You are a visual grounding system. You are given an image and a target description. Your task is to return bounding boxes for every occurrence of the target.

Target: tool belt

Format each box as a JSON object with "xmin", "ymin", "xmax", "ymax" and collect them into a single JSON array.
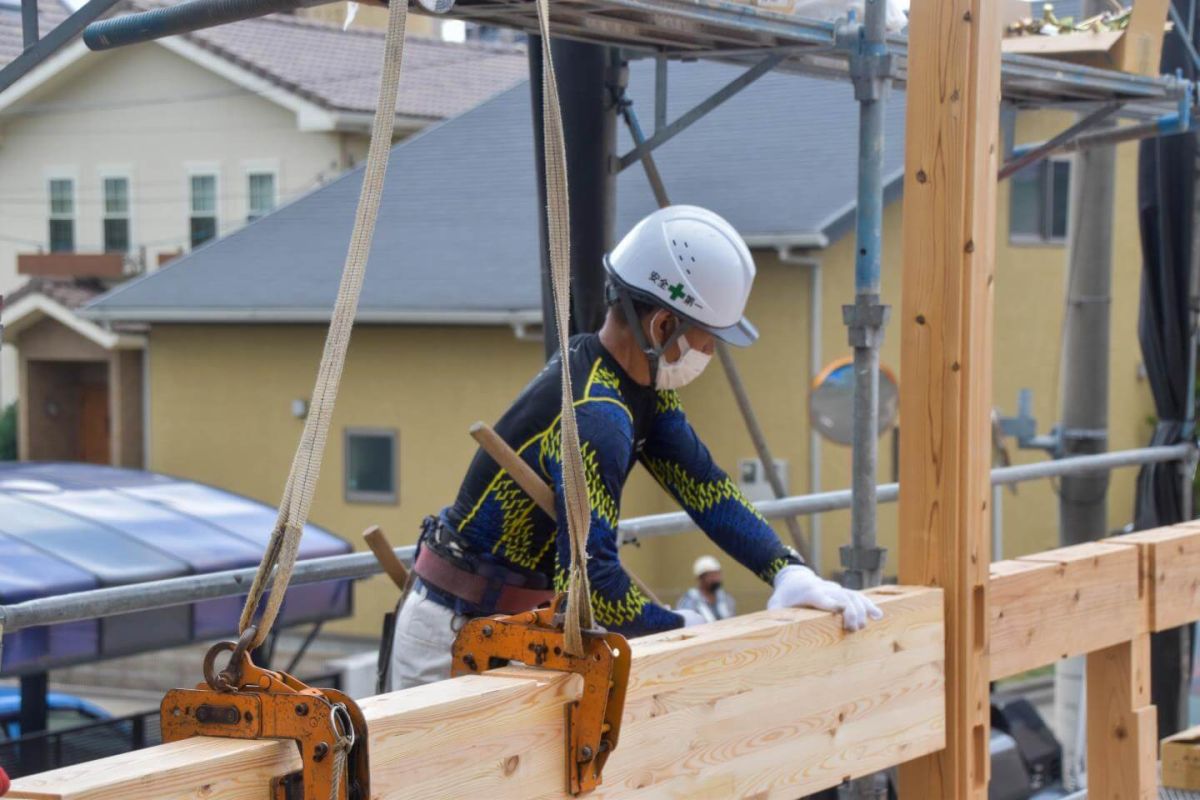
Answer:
[{"xmin": 414, "ymin": 515, "xmax": 554, "ymax": 616}]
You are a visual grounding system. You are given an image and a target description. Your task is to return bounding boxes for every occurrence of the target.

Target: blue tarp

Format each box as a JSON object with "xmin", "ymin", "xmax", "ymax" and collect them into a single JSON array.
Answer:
[{"xmin": 0, "ymin": 463, "xmax": 353, "ymax": 675}]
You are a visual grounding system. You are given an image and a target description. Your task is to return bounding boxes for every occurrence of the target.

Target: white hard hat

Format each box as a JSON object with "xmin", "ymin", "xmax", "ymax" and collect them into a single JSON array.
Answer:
[
  {"xmin": 693, "ymin": 555, "xmax": 722, "ymax": 577},
  {"xmin": 605, "ymin": 205, "xmax": 759, "ymax": 347}
]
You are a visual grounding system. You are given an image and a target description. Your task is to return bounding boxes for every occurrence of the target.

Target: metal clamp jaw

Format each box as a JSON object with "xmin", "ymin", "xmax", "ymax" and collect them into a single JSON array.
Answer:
[
  {"xmin": 450, "ymin": 595, "xmax": 631, "ymax": 796},
  {"xmin": 160, "ymin": 627, "xmax": 370, "ymax": 800}
]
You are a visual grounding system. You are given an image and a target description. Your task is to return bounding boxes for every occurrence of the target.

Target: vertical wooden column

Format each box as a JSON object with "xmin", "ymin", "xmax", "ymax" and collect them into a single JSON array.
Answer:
[
  {"xmin": 1087, "ymin": 633, "xmax": 1157, "ymax": 799},
  {"xmin": 896, "ymin": 0, "xmax": 1002, "ymax": 793}
]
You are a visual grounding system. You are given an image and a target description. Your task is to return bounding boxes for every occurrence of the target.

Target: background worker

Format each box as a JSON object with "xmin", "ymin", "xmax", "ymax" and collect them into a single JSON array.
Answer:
[
  {"xmin": 677, "ymin": 555, "xmax": 736, "ymax": 622},
  {"xmin": 385, "ymin": 205, "xmax": 882, "ymax": 691}
]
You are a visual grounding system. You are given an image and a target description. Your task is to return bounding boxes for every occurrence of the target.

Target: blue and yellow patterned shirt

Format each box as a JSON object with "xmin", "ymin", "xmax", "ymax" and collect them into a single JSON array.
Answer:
[{"xmin": 444, "ymin": 333, "xmax": 798, "ymax": 635}]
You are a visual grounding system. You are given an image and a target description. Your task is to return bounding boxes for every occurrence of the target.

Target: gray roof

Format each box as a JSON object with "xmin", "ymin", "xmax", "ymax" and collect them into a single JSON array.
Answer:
[
  {"xmin": 1, "ymin": 0, "xmax": 527, "ymax": 121},
  {"xmin": 184, "ymin": 13, "xmax": 528, "ymax": 119},
  {"xmin": 87, "ymin": 58, "xmax": 908, "ymax": 323},
  {"xmin": 0, "ymin": 0, "xmax": 68, "ymax": 66}
]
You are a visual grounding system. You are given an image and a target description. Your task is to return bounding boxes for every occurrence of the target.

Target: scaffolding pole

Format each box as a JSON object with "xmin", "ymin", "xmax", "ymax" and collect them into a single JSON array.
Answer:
[
  {"xmin": 840, "ymin": 0, "xmax": 891, "ymax": 599},
  {"xmin": 840, "ymin": 1, "xmax": 892, "ymax": 791},
  {"xmin": 616, "ymin": 97, "xmax": 811, "ymax": 562}
]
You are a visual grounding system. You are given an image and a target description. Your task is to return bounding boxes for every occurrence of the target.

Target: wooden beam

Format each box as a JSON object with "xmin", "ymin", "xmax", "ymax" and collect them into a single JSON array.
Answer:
[
  {"xmin": 988, "ymin": 542, "xmax": 1143, "ymax": 680},
  {"xmin": 6, "ymin": 736, "xmax": 301, "ymax": 800},
  {"xmin": 9, "ymin": 587, "xmax": 945, "ymax": 800},
  {"xmin": 1087, "ymin": 633, "xmax": 1157, "ymax": 799},
  {"xmin": 1111, "ymin": 525, "xmax": 1200, "ymax": 632},
  {"xmin": 896, "ymin": 0, "xmax": 1002, "ymax": 793}
]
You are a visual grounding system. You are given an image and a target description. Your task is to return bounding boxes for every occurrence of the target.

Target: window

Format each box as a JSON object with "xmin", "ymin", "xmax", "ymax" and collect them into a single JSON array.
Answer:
[
  {"xmin": 1010, "ymin": 158, "xmax": 1072, "ymax": 244},
  {"xmin": 48, "ymin": 178, "xmax": 75, "ymax": 252},
  {"xmin": 103, "ymin": 176, "xmax": 130, "ymax": 253},
  {"xmin": 345, "ymin": 429, "xmax": 397, "ymax": 503},
  {"xmin": 246, "ymin": 172, "xmax": 276, "ymax": 222},
  {"xmin": 189, "ymin": 174, "xmax": 218, "ymax": 248}
]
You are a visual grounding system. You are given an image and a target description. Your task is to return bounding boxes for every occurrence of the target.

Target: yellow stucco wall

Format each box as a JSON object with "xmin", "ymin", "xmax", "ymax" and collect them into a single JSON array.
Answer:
[
  {"xmin": 147, "ymin": 324, "xmax": 668, "ymax": 637},
  {"xmin": 146, "ymin": 111, "xmax": 1158, "ymax": 638}
]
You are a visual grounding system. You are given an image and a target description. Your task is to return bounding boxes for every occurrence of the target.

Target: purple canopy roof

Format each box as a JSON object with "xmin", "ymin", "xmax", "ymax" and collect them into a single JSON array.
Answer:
[{"xmin": 0, "ymin": 463, "xmax": 352, "ymax": 675}]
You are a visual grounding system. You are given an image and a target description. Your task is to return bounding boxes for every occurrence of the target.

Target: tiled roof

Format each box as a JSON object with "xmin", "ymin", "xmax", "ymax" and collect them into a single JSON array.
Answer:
[
  {"xmin": 7, "ymin": 276, "xmax": 109, "ymax": 309},
  {"xmin": 0, "ymin": 0, "xmax": 528, "ymax": 120},
  {"xmin": 88, "ymin": 58, "xmax": 910, "ymax": 321},
  {"xmin": 0, "ymin": 0, "xmax": 69, "ymax": 67},
  {"xmin": 185, "ymin": 12, "xmax": 529, "ymax": 118}
]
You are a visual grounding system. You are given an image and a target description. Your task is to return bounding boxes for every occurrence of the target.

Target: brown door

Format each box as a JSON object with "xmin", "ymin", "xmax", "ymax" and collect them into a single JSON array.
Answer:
[{"xmin": 78, "ymin": 384, "xmax": 111, "ymax": 464}]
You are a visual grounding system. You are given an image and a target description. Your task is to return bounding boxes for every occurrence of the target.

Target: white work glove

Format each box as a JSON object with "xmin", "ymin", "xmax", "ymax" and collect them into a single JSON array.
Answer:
[
  {"xmin": 767, "ymin": 565, "xmax": 884, "ymax": 632},
  {"xmin": 674, "ymin": 608, "xmax": 708, "ymax": 627}
]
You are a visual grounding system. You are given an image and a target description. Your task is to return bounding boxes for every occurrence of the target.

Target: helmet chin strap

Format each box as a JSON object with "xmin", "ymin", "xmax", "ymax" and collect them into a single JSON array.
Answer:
[{"xmin": 615, "ymin": 286, "xmax": 690, "ymax": 389}]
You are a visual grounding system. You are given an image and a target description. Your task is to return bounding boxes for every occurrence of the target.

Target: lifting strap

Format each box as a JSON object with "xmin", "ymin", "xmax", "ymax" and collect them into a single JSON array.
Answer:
[
  {"xmin": 236, "ymin": 0, "xmax": 407, "ymax": 652},
  {"xmin": 229, "ymin": 0, "xmax": 593, "ymax": 658},
  {"xmin": 533, "ymin": 0, "xmax": 596, "ymax": 658}
]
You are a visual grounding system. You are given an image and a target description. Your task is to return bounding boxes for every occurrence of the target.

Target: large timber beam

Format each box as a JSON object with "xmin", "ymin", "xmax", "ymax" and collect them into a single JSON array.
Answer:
[
  {"xmin": 896, "ymin": 0, "xmax": 1003, "ymax": 793},
  {"xmin": 13, "ymin": 523, "xmax": 1200, "ymax": 798},
  {"xmin": 9, "ymin": 586, "xmax": 945, "ymax": 800},
  {"xmin": 989, "ymin": 541, "xmax": 1142, "ymax": 680}
]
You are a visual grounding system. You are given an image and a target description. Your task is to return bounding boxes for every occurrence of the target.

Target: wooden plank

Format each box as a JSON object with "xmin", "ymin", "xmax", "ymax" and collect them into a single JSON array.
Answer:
[
  {"xmin": 6, "ymin": 737, "xmax": 300, "ymax": 800},
  {"xmin": 1111, "ymin": 525, "xmax": 1200, "ymax": 632},
  {"xmin": 988, "ymin": 542, "xmax": 1142, "ymax": 680},
  {"xmin": 362, "ymin": 670, "xmax": 584, "ymax": 798},
  {"xmin": 1086, "ymin": 633, "xmax": 1157, "ymax": 799},
  {"xmin": 1112, "ymin": 0, "xmax": 1170, "ymax": 75},
  {"xmin": 10, "ymin": 587, "xmax": 945, "ymax": 800},
  {"xmin": 896, "ymin": 0, "xmax": 1002, "ymax": 792},
  {"xmin": 593, "ymin": 585, "xmax": 944, "ymax": 798}
]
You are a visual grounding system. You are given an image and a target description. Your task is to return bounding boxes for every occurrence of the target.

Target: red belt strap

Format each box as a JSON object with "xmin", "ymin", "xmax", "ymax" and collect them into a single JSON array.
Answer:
[{"xmin": 414, "ymin": 547, "xmax": 554, "ymax": 615}]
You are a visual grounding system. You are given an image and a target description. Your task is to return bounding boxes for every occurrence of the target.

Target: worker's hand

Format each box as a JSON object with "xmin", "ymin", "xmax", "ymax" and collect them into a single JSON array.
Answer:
[
  {"xmin": 767, "ymin": 565, "xmax": 883, "ymax": 632},
  {"xmin": 674, "ymin": 608, "xmax": 709, "ymax": 627}
]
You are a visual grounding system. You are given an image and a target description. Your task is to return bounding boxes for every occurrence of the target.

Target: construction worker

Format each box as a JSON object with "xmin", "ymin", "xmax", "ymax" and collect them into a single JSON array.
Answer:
[
  {"xmin": 677, "ymin": 555, "xmax": 736, "ymax": 622},
  {"xmin": 386, "ymin": 205, "xmax": 882, "ymax": 691}
]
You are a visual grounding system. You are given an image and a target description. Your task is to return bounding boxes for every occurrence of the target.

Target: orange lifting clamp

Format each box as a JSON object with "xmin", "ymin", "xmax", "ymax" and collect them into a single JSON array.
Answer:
[
  {"xmin": 160, "ymin": 626, "xmax": 370, "ymax": 800},
  {"xmin": 450, "ymin": 594, "xmax": 631, "ymax": 795}
]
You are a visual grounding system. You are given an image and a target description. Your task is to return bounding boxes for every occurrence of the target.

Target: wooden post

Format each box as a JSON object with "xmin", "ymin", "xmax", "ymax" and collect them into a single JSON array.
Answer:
[
  {"xmin": 896, "ymin": 0, "xmax": 1002, "ymax": 791},
  {"xmin": 1086, "ymin": 633, "xmax": 1157, "ymax": 799}
]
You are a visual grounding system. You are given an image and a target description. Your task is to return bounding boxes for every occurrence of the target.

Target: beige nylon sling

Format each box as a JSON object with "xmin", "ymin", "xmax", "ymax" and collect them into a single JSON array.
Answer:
[
  {"xmin": 236, "ymin": 0, "xmax": 408, "ymax": 650},
  {"xmin": 237, "ymin": 0, "xmax": 597, "ymax": 659},
  {"xmin": 533, "ymin": 0, "xmax": 596, "ymax": 656}
]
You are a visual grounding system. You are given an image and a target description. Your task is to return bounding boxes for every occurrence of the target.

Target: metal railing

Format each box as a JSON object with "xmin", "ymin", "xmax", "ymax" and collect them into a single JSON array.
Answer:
[
  {"xmin": 0, "ymin": 706, "xmax": 162, "ymax": 778},
  {"xmin": 0, "ymin": 443, "xmax": 1191, "ymax": 640}
]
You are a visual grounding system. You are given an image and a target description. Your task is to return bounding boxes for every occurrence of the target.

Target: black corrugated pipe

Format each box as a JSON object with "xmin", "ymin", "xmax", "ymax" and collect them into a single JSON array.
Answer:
[
  {"xmin": 84, "ymin": 0, "xmax": 335, "ymax": 50},
  {"xmin": 528, "ymin": 35, "xmax": 621, "ymax": 359}
]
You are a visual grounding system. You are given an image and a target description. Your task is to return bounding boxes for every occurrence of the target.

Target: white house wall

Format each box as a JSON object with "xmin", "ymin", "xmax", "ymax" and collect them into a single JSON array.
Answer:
[{"xmin": 0, "ymin": 42, "xmax": 360, "ymax": 404}]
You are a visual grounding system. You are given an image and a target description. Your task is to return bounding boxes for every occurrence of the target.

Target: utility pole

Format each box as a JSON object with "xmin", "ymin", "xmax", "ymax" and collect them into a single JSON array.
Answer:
[
  {"xmin": 1053, "ymin": 0, "xmax": 1116, "ymax": 781},
  {"xmin": 529, "ymin": 37, "xmax": 620, "ymax": 358},
  {"xmin": 840, "ymin": 0, "xmax": 890, "ymax": 794}
]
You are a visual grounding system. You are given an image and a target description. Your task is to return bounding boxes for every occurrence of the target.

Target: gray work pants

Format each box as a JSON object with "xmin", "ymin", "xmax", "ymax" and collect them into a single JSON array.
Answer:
[{"xmin": 385, "ymin": 581, "xmax": 463, "ymax": 692}]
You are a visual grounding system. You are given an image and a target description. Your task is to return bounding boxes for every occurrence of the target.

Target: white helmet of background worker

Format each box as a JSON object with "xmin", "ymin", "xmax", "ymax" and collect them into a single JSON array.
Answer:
[{"xmin": 692, "ymin": 555, "xmax": 722, "ymax": 578}]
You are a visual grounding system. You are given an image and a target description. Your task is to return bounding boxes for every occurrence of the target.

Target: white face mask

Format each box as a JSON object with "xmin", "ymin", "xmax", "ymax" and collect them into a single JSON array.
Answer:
[{"xmin": 652, "ymin": 316, "xmax": 712, "ymax": 390}]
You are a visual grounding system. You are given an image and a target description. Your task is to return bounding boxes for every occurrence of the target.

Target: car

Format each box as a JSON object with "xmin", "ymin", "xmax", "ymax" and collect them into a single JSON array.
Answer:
[{"xmin": 0, "ymin": 687, "xmax": 112, "ymax": 740}]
